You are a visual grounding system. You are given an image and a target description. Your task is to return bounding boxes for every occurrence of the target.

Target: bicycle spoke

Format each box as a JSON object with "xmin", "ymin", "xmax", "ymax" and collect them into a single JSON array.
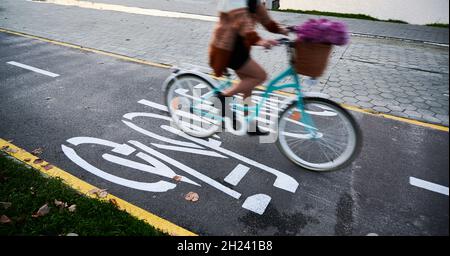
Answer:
[
  {"xmin": 166, "ymin": 75, "xmax": 221, "ymax": 137},
  {"xmin": 317, "ymin": 139, "xmax": 343, "ymax": 160},
  {"xmin": 317, "ymin": 141, "xmax": 333, "ymax": 163},
  {"xmin": 278, "ymin": 99, "xmax": 358, "ymax": 171}
]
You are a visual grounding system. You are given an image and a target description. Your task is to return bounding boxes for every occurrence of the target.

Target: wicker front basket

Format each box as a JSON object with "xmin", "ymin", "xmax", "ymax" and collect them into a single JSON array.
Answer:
[{"xmin": 294, "ymin": 41, "xmax": 333, "ymax": 78}]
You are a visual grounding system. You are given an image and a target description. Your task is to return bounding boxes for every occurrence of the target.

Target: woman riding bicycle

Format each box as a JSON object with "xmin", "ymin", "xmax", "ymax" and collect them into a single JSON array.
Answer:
[{"xmin": 209, "ymin": 0, "xmax": 288, "ymax": 135}]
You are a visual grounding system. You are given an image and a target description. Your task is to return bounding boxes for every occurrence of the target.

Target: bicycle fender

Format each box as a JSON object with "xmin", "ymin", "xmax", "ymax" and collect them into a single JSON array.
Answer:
[{"xmin": 162, "ymin": 69, "xmax": 219, "ymax": 92}]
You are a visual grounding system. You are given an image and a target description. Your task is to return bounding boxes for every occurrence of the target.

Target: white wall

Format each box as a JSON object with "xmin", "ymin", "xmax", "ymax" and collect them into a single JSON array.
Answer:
[{"xmin": 280, "ymin": 0, "xmax": 449, "ymax": 25}]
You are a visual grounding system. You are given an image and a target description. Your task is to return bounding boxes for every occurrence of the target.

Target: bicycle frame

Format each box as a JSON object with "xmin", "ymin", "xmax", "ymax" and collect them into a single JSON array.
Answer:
[{"xmin": 205, "ymin": 65, "xmax": 318, "ymax": 136}]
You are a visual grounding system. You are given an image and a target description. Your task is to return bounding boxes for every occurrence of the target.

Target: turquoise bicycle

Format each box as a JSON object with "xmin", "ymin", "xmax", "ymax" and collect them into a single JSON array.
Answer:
[{"xmin": 163, "ymin": 38, "xmax": 361, "ymax": 171}]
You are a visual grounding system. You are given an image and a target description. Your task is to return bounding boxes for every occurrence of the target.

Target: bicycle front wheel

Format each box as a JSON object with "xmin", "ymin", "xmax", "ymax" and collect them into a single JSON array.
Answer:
[
  {"xmin": 277, "ymin": 98, "xmax": 361, "ymax": 171},
  {"xmin": 165, "ymin": 74, "xmax": 222, "ymax": 138}
]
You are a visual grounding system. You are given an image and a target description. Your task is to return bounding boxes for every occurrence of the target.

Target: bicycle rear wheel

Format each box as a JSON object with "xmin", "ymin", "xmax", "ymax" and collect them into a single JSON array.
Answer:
[
  {"xmin": 277, "ymin": 97, "xmax": 361, "ymax": 171},
  {"xmin": 165, "ymin": 74, "xmax": 222, "ymax": 138}
]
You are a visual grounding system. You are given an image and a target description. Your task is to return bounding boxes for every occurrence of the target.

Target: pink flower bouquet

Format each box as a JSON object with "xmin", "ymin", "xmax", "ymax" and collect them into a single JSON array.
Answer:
[{"xmin": 295, "ymin": 19, "xmax": 349, "ymax": 46}]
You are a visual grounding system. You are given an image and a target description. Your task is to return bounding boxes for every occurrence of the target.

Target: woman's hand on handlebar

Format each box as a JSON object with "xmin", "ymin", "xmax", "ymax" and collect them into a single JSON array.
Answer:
[
  {"xmin": 279, "ymin": 26, "xmax": 290, "ymax": 36},
  {"xmin": 256, "ymin": 39, "xmax": 279, "ymax": 49}
]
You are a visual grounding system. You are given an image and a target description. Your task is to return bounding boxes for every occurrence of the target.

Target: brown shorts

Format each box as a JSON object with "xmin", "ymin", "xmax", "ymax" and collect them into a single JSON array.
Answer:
[{"xmin": 228, "ymin": 35, "xmax": 250, "ymax": 70}]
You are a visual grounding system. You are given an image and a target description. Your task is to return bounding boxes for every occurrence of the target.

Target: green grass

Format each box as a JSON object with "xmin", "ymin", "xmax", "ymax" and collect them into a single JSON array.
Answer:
[
  {"xmin": 426, "ymin": 23, "xmax": 449, "ymax": 28},
  {"xmin": 275, "ymin": 9, "xmax": 409, "ymax": 24},
  {"xmin": 0, "ymin": 154, "xmax": 167, "ymax": 236}
]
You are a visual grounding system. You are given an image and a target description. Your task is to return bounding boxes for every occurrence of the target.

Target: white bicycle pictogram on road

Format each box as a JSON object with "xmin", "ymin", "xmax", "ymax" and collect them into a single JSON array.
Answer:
[{"xmin": 62, "ymin": 98, "xmax": 299, "ymax": 215}]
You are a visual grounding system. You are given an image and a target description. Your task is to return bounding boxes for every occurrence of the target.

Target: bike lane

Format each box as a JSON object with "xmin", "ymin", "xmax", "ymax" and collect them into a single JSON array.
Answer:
[{"xmin": 0, "ymin": 31, "xmax": 448, "ymax": 235}]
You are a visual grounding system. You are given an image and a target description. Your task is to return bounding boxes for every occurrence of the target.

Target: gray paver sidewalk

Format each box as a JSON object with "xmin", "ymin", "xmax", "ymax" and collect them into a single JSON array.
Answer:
[
  {"xmin": 0, "ymin": 0, "xmax": 448, "ymax": 126},
  {"xmin": 92, "ymin": 0, "xmax": 449, "ymax": 44}
]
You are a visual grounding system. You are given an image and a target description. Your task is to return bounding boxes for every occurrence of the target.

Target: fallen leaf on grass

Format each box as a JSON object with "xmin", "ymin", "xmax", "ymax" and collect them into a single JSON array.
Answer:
[
  {"xmin": 0, "ymin": 202, "xmax": 12, "ymax": 209},
  {"xmin": 54, "ymin": 199, "xmax": 67, "ymax": 208},
  {"xmin": 68, "ymin": 204, "xmax": 76, "ymax": 212},
  {"xmin": 172, "ymin": 175, "xmax": 182, "ymax": 182},
  {"xmin": 32, "ymin": 203, "xmax": 50, "ymax": 218},
  {"xmin": 109, "ymin": 199, "xmax": 118, "ymax": 207},
  {"xmin": 98, "ymin": 190, "xmax": 108, "ymax": 198},
  {"xmin": 33, "ymin": 159, "xmax": 44, "ymax": 165},
  {"xmin": 0, "ymin": 215, "xmax": 11, "ymax": 224},
  {"xmin": 88, "ymin": 188, "xmax": 108, "ymax": 198},
  {"xmin": 184, "ymin": 192, "xmax": 199, "ymax": 202},
  {"xmin": 31, "ymin": 148, "xmax": 44, "ymax": 155}
]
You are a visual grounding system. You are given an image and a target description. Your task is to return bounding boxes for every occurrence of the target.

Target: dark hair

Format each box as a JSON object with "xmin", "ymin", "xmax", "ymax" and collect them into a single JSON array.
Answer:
[{"xmin": 247, "ymin": 0, "xmax": 258, "ymax": 13}]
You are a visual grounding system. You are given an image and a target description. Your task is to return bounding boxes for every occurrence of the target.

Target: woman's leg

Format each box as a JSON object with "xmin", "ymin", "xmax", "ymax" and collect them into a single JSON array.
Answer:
[
  {"xmin": 222, "ymin": 59, "xmax": 267, "ymax": 97},
  {"xmin": 223, "ymin": 60, "xmax": 269, "ymax": 135}
]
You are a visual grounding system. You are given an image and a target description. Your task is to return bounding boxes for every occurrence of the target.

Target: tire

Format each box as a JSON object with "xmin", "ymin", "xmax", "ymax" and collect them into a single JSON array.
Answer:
[
  {"xmin": 164, "ymin": 74, "xmax": 222, "ymax": 138},
  {"xmin": 276, "ymin": 97, "xmax": 362, "ymax": 171}
]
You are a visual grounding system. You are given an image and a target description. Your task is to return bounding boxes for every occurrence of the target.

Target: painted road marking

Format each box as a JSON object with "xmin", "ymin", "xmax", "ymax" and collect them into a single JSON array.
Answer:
[
  {"xmin": 103, "ymin": 152, "xmax": 200, "ymax": 186},
  {"xmin": 161, "ymin": 124, "xmax": 299, "ymax": 193},
  {"xmin": 62, "ymin": 144, "xmax": 177, "ymax": 192},
  {"xmin": 409, "ymin": 177, "xmax": 449, "ymax": 196},
  {"xmin": 151, "ymin": 143, "xmax": 227, "ymax": 158},
  {"xmin": 242, "ymin": 194, "xmax": 272, "ymax": 215},
  {"xmin": 34, "ymin": 0, "xmax": 218, "ymax": 22},
  {"xmin": 137, "ymin": 99, "xmax": 222, "ymax": 140},
  {"xmin": 129, "ymin": 140, "xmax": 242, "ymax": 199},
  {"xmin": 63, "ymin": 95, "xmax": 293, "ymax": 215},
  {"xmin": 94, "ymin": 98, "xmax": 296, "ymax": 214},
  {"xmin": 122, "ymin": 119, "xmax": 204, "ymax": 149},
  {"xmin": 224, "ymin": 164, "xmax": 250, "ymax": 186},
  {"xmin": 138, "ymin": 99, "xmax": 169, "ymax": 112},
  {"xmin": 0, "ymin": 28, "xmax": 448, "ymax": 132},
  {"xmin": 0, "ymin": 138, "xmax": 196, "ymax": 236},
  {"xmin": 6, "ymin": 61, "xmax": 60, "ymax": 77}
]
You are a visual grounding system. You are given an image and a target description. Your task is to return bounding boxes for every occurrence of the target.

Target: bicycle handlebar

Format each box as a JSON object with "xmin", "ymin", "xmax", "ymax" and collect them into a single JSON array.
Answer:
[
  {"xmin": 286, "ymin": 25, "xmax": 297, "ymax": 33},
  {"xmin": 276, "ymin": 38, "xmax": 292, "ymax": 45},
  {"xmin": 274, "ymin": 26, "xmax": 297, "ymax": 46}
]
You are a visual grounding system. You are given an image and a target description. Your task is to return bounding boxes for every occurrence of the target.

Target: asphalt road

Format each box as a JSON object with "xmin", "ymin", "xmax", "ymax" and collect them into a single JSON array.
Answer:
[{"xmin": 0, "ymin": 31, "xmax": 448, "ymax": 235}]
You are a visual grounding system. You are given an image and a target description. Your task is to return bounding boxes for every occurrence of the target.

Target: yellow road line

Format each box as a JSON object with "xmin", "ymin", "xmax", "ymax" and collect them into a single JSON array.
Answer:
[
  {"xmin": 0, "ymin": 27, "xmax": 448, "ymax": 133},
  {"xmin": 255, "ymin": 85, "xmax": 449, "ymax": 132},
  {"xmin": 0, "ymin": 138, "xmax": 197, "ymax": 236},
  {"xmin": 0, "ymin": 28, "xmax": 171, "ymax": 69},
  {"xmin": 341, "ymin": 104, "xmax": 449, "ymax": 132}
]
